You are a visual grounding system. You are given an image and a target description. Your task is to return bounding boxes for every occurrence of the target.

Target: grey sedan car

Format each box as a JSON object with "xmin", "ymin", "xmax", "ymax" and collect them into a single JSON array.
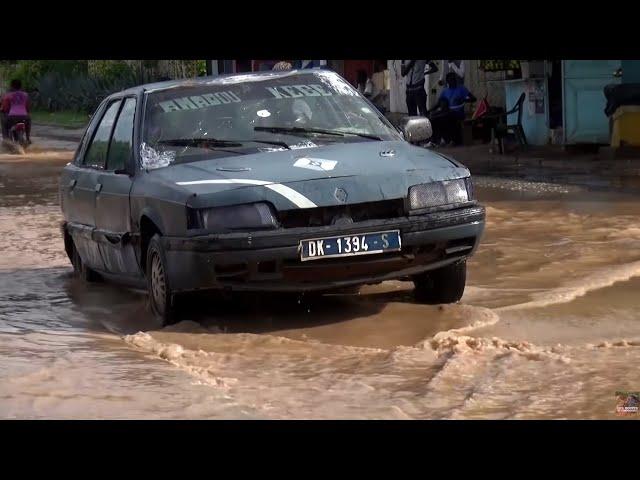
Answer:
[{"xmin": 59, "ymin": 69, "xmax": 485, "ymax": 324}]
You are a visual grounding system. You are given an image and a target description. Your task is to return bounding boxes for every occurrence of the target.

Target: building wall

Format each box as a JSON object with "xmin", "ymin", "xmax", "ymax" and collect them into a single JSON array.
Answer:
[
  {"xmin": 342, "ymin": 60, "xmax": 374, "ymax": 87},
  {"xmin": 464, "ymin": 60, "xmax": 507, "ymax": 109},
  {"xmin": 622, "ymin": 60, "xmax": 640, "ymax": 83},
  {"xmin": 388, "ymin": 60, "xmax": 407, "ymax": 114},
  {"xmin": 328, "ymin": 60, "xmax": 345, "ymax": 77}
]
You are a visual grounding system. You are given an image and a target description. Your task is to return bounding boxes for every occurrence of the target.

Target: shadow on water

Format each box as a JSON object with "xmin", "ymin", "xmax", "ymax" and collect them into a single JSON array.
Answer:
[
  {"xmin": 2, "ymin": 265, "xmax": 428, "ymax": 338},
  {"xmin": 173, "ymin": 287, "xmax": 402, "ymax": 334},
  {"xmin": 0, "ymin": 267, "xmax": 150, "ymax": 336}
]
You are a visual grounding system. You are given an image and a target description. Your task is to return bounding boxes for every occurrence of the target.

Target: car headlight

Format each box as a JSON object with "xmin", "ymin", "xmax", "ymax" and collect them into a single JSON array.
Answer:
[
  {"xmin": 199, "ymin": 203, "xmax": 278, "ymax": 231},
  {"xmin": 408, "ymin": 178, "xmax": 470, "ymax": 210}
]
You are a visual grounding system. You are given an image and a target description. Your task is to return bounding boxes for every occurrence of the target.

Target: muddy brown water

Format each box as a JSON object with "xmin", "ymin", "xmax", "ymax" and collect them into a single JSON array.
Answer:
[{"xmin": 1, "ymin": 150, "xmax": 640, "ymax": 419}]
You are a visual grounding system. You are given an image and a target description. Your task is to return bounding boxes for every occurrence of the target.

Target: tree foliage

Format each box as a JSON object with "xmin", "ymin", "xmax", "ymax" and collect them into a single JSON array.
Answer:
[
  {"xmin": 0, "ymin": 60, "xmax": 88, "ymax": 91},
  {"xmin": 36, "ymin": 69, "xmax": 139, "ymax": 113},
  {"xmin": 87, "ymin": 61, "xmax": 135, "ymax": 82},
  {"xmin": 1, "ymin": 60, "xmax": 208, "ymax": 113}
]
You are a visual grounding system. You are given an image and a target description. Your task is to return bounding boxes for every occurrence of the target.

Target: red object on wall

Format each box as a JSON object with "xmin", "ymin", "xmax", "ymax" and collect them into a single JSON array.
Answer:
[{"xmin": 472, "ymin": 97, "xmax": 490, "ymax": 120}]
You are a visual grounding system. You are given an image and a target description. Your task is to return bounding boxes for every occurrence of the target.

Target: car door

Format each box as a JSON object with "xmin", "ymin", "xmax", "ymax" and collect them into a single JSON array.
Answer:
[
  {"xmin": 60, "ymin": 115, "xmax": 95, "ymax": 225},
  {"xmin": 94, "ymin": 96, "xmax": 140, "ymax": 277},
  {"xmin": 66, "ymin": 99, "xmax": 122, "ymax": 271}
]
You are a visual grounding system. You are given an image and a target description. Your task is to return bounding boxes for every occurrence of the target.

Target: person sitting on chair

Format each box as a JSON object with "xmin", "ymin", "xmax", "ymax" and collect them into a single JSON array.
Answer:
[{"xmin": 427, "ymin": 72, "xmax": 476, "ymax": 145}]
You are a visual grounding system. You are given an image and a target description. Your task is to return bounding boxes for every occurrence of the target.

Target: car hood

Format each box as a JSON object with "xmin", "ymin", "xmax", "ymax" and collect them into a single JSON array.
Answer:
[{"xmin": 149, "ymin": 140, "xmax": 470, "ymax": 210}]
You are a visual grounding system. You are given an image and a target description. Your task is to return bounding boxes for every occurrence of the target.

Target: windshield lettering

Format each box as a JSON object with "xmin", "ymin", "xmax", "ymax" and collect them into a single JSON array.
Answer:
[
  {"xmin": 266, "ymin": 84, "xmax": 333, "ymax": 100},
  {"xmin": 159, "ymin": 91, "xmax": 242, "ymax": 113}
]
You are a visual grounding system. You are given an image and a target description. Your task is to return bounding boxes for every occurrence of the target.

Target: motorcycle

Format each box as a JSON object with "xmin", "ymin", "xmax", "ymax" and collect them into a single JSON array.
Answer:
[{"xmin": 9, "ymin": 121, "xmax": 28, "ymax": 149}]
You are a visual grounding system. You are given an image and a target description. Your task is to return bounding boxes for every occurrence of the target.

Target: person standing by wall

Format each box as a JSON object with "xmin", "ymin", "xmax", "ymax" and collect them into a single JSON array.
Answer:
[{"xmin": 401, "ymin": 60, "xmax": 438, "ymax": 116}]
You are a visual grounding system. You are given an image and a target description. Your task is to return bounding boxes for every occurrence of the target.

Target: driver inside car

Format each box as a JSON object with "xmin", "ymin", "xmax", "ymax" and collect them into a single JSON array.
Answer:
[{"xmin": 292, "ymin": 98, "xmax": 313, "ymax": 125}]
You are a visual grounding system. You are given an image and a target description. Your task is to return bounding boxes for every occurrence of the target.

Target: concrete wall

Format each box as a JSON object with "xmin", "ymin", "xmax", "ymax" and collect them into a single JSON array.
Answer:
[
  {"xmin": 463, "ymin": 60, "xmax": 507, "ymax": 109},
  {"xmin": 388, "ymin": 60, "xmax": 408, "ymax": 114}
]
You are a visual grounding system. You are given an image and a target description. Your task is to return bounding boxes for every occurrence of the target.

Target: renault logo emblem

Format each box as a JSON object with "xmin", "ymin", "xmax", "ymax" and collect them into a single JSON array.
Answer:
[
  {"xmin": 334, "ymin": 187, "xmax": 348, "ymax": 203},
  {"xmin": 332, "ymin": 214, "xmax": 353, "ymax": 226}
]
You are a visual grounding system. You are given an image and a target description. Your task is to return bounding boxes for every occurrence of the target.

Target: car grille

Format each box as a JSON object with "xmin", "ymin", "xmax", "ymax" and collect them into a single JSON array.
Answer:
[{"xmin": 278, "ymin": 199, "xmax": 406, "ymax": 228}]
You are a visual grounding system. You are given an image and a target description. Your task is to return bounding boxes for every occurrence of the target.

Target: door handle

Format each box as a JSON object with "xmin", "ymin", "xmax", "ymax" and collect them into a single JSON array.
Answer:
[
  {"xmin": 95, "ymin": 183, "xmax": 102, "ymax": 193},
  {"xmin": 104, "ymin": 233, "xmax": 121, "ymax": 245},
  {"xmin": 613, "ymin": 68, "xmax": 623, "ymax": 78}
]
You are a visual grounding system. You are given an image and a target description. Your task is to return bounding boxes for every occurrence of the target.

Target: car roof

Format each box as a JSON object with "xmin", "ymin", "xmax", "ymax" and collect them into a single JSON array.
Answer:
[{"xmin": 114, "ymin": 69, "xmax": 336, "ymax": 97}]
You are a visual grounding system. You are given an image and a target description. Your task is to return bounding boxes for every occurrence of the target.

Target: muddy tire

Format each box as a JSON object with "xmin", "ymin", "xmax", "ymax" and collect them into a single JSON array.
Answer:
[
  {"xmin": 71, "ymin": 242, "xmax": 100, "ymax": 282},
  {"xmin": 146, "ymin": 234, "xmax": 179, "ymax": 326},
  {"xmin": 413, "ymin": 260, "xmax": 466, "ymax": 304}
]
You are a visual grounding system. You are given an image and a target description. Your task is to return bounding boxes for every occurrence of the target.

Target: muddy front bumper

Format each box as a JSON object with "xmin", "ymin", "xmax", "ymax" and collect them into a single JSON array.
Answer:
[{"xmin": 161, "ymin": 205, "xmax": 486, "ymax": 293}]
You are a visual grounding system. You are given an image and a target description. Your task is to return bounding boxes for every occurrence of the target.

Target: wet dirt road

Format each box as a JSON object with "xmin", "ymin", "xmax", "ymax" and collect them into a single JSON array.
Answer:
[{"xmin": 1, "ymin": 148, "xmax": 640, "ymax": 419}]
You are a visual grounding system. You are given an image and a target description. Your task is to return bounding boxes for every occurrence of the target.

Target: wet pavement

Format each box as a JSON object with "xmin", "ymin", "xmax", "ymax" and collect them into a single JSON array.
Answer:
[
  {"xmin": 1, "ymin": 142, "xmax": 640, "ymax": 419},
  {"xmin": 439, "ymin": 143, "xmax": 640, "ymax": 194}
]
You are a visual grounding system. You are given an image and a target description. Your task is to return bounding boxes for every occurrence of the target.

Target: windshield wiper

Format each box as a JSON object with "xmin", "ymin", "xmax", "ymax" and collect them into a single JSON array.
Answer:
[
  {"xmin": 253, "ymin": 126, "xmax": 382, "ymax": 141},
  {"xmin": 158, "ymin": 137, "xmax": 291, "ymax": 150}
]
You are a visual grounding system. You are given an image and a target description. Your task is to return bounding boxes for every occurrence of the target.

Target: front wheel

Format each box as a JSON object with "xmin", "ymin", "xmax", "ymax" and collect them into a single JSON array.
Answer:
[
  {"xmin": 146, "ymin": 234, "xmax": 179, "ymax": 326},
  {"xmin": 412, "ymin": 260, "xmax": 466, "ymax": 304}
]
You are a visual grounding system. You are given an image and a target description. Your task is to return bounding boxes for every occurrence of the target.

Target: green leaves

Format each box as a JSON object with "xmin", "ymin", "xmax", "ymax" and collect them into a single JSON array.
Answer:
[
  {"xmin": 0, "ymin": 61, "xmax": 89, "ymax": 91},
  {"xmin": 3, "ymin": 59, "xmax": 209, "ymax": 114},
  {"xmin": 36, "ymin": 69, "xmax": 138, "ymax": 113}
]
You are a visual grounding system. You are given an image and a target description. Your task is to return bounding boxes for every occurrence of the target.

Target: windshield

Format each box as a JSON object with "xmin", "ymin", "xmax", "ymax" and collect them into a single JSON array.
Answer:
[{"xmin": 141, "ymin": 70, "xmax": 401, "ymax": 167}]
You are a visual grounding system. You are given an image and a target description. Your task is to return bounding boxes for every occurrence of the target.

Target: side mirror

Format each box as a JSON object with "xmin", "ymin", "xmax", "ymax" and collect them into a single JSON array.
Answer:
[{"xmin": 402, "ymin": 116, "xmax": 432, "ymax": 144}]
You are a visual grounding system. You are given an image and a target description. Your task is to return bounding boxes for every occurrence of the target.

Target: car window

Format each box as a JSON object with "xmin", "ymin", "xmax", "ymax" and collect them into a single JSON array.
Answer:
[
  {"xmin": 73, "ymin": 104, "xmax": 106, "ymax": 165},
  {"xmin": 106, "ymin": 98, "xmax": 136, "ymax": 171},
  {"xmin": 83, "ymin": 100, "xmax": 121, "ymax": 169}
]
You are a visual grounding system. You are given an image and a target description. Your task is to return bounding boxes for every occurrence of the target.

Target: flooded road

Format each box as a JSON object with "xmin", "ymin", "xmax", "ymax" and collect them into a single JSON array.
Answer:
[{"xmin": 1, "ymin": 148, "xmax": 640, "ymax": 419}]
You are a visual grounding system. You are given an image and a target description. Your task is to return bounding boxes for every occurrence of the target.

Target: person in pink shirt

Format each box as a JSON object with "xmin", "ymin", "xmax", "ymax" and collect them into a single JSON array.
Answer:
[{"xmin": 1, "ymin": 79, "xmax": 32, "ymax": 143}]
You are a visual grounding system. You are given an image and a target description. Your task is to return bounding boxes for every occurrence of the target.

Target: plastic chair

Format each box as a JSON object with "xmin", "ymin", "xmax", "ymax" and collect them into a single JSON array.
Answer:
[
  {"xmin": 472, "ymin": 92, "xmax": 527, "ymax": 153},
  {"xmin": 493, "ymin": 92, "xmax": 527, "ymax": 153}
]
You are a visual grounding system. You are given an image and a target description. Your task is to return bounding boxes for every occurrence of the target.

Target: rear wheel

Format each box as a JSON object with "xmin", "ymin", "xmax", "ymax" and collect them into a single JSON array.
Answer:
[
  {"xmin": 146, "ymin": 234, "xmax": 179, "ymax": 326},
  {"xmin": 70, "ymin": 241, "xmax": 100, "ymax": 282},
  {"xmin": 413, "ymin": 260, "xmax": 466, "ymax": 304},
  {"xmin": 15, "ymin": 130, "xmax": 26, "ymax": 148}
]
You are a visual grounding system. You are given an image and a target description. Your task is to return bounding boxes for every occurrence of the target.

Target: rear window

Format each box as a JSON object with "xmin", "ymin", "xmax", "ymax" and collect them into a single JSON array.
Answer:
[{"xmin": 83, "ymin": 100, "xmax": 121, "ymax": 169}]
